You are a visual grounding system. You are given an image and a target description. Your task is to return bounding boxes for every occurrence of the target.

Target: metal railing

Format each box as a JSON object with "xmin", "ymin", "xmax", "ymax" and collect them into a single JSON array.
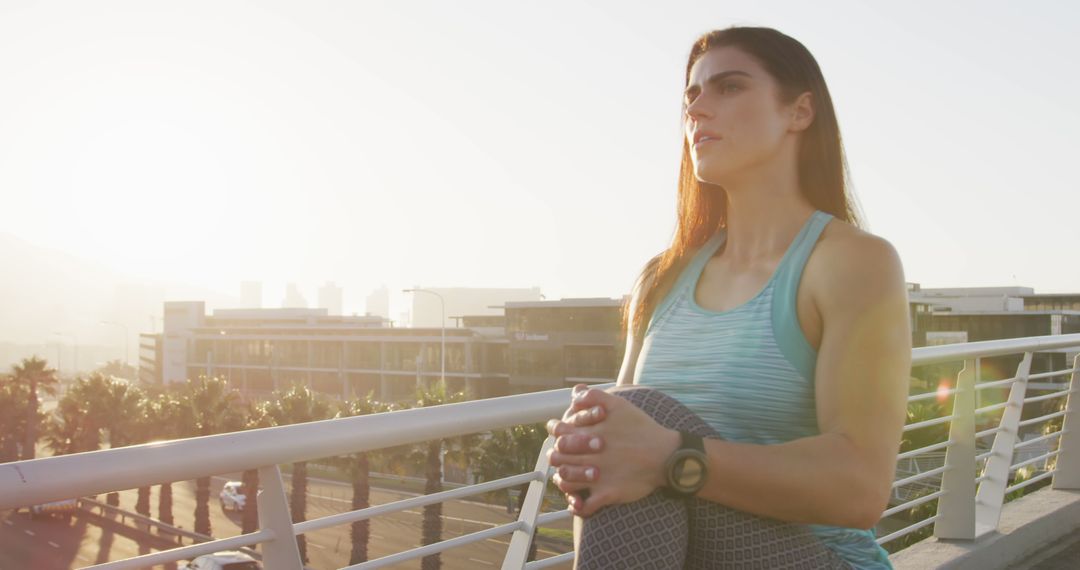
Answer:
[
  {"xmin": 877, "ymin": 333, "xmax": 1080, "ymax": 545},
  {"xmin": 2, "ymin": 333, "xmax": 1080, "ymax": 568}
]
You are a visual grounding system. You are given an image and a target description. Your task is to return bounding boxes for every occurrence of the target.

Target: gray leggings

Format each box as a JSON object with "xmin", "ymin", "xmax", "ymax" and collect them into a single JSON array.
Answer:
[{"xmin": 574, "ymin": 386, "xmax": 853, "ymax": 569}]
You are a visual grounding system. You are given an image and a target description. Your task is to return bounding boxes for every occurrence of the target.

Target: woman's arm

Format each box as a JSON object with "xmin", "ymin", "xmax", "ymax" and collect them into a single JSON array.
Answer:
[
  {"xmin": 615, "ymin": 267, "xmax": 653, "ymax": 386},
  {"xmin": 549, "ymin": 234, "xmax": 911, "ymax": 529}
]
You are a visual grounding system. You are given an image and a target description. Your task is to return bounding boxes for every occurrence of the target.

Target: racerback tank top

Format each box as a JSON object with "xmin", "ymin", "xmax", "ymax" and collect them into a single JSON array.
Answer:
[{"xmin": 634, "ymin": 210, "xmax": 893, "ymax": 569}]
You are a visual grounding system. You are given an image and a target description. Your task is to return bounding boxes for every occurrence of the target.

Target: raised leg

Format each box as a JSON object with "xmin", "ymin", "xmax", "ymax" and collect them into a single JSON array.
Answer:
[{"xmin": 575, "ymin": 387, "xmax": 851, "ymax": 569}]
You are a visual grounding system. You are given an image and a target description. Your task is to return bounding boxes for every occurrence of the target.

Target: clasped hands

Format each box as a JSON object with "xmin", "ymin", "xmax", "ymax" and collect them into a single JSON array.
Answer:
[{"xmin": 545, "ymin": 384, "xmax": 680, "ymax": 517}]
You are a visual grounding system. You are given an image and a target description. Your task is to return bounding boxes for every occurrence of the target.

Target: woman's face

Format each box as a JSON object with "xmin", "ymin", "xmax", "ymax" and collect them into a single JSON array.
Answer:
[{"xmin": 683, "ymin": 46, "xmax": 805, "ymax": 187}]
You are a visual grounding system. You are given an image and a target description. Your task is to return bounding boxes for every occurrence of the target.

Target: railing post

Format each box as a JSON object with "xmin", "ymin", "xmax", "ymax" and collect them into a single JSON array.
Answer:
[
  {"xmin": 934, "ymin": 359, "xmax": 977, "ymax": 539},
  {"xmin": 257, "ymin": 465, "xmax": 303, "ymax": 570},
  {"xmin": 974, "ymin": 352, "xmax": 1033, "ymax": 537},
  {"xmin": 1053, "ymin": 353, "xmax": 1080, "ymax": 489},
  {"xmin": 502, "ymin": 437, "xmax": 556, "ymax": 570}
]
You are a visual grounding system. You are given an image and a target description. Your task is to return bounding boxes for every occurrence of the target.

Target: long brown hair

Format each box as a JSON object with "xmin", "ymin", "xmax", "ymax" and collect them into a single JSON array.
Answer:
[{"xmin": 625, "ymin": 26, "xmax": 865, "ymax": 340}]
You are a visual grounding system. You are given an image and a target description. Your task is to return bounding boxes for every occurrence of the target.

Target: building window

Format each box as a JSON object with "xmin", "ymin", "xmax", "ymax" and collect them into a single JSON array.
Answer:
[{"xmin": 565, "ymin": 345, "xmax": 616, "ymax": 378}]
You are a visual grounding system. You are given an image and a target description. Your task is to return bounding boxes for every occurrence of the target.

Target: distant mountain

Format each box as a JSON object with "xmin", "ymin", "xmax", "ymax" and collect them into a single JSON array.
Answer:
[{"xmin": 0, "ymin": 232, "xmax": 238, "ymax": 363}]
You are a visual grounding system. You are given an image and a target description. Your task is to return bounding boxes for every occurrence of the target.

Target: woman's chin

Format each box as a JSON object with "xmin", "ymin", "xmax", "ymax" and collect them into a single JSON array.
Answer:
[{"xmin": 694, "ymin": 169, "xmax": 729, "ymax": 187}]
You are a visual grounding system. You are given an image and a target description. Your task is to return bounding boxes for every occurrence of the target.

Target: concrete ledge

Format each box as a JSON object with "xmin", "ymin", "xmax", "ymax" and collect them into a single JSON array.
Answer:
[{"xmin": 891, "ymin": 487, "xmax": 1080, "ymax": 569}]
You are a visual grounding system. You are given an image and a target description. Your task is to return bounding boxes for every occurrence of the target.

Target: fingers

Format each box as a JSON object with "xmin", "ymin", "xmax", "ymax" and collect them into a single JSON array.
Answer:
[
  {"xmin": 546, "ymin": 406, "xmax": 605, "ymax": 439},
  {"xmin": 546, "ymin": 447, "xmax": 598, "ymax": 467},
  {"xmin": 568, "ymin": 492, "xmax": 586, "ymax": 515},
  {"xmin": 554, "ymin": 432, "xmax": 604, "ymax": 454},
  {"xmin": 557, "ymin": 464, "xmax": 597, "ymax": 484},
  {"xmin": 569, "ymin": 405, "xmax": 606, "ymax": 426},
  {"xmin": 547, "ymin": 408, "xmax": 606, "ymax": 438},
  {"xmin": 573, "ymin": 386, "xmax": 618, "ymax": 412},
  {"xmin": 561, "ymin": 385, "xmax": 594, "ymax": 420},
  {"xmin": 552, "ymin": 466, "xmax": 595, "ymax": 494}
]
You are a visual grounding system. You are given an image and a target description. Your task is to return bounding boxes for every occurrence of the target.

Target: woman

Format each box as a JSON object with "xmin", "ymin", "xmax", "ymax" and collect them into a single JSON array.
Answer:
[{"xmin": 545, "ymin": 26, "xmax": 911, "ymax": 569}]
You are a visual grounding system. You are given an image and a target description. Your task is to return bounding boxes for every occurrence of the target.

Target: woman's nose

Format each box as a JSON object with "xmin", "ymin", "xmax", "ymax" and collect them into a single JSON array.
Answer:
[{"xmin": 684, "ymin": 96, "xmax": 713, "ymax": 122}]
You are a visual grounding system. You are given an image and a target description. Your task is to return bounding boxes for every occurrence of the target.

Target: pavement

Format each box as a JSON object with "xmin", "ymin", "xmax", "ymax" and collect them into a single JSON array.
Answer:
[{"xmin": 1007, "ymin": 532, "xmax": 1080, "ymax": 570}]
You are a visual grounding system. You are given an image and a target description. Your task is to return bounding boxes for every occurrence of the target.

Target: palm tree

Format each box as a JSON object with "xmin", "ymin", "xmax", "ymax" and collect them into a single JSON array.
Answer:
[
  {"xmin": 239, "ymin": 399, "xmax": 277, "ymax": 535},
  {"xmin": 93, "ymin": 359, "xmax": 137, "ymax": 381},
  {"xmin": 900, "ymin": 400, "xmax": 950, "ymax": 453},
  {"xmin": 410, "ymin": 382, "xmax": 467, "ymax": 570},
  {"xmin": 147, "ymin": 390, "xmax": 188, "ymax": 526},
  {"xmin": 476, "ymin": 422, "xmax": 548, "ymax": 510},
  {"xmin": 42, "ymin": 373, "xmax": 113, "ymax": 457},
  {"xmin": 100, "ymin": 377, "xmax": 144, "ymax": 507},
  {"xmin": 261, "ymin": 382, "xmax": 333, "ymax": 564},
  {"xmin": 10, "ymin": 356, "xmax": 59, "ymax": 460},
  {"xmin": 179, "ymin": 376, "xmax": 246, "ymax": 537},
  {"xmin": 0, "ymin": 375, "xmax": 28, "ymax": 462},
  {"xmin": 329, "ymin": 392, "xmax": 392, "ymax": 564},
  {"xmin": 474, "ymin": 422, "xmax": 548, "ymax": 561},
  {"xmin": 132, "ymin": 396, "xmax": 159, "ymax": 517}
]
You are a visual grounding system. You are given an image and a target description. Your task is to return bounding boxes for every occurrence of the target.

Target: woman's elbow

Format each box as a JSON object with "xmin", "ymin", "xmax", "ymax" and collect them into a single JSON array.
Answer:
[{"xmin": 847, "ymin": 477, "xmax": 892, "ymax": 530}]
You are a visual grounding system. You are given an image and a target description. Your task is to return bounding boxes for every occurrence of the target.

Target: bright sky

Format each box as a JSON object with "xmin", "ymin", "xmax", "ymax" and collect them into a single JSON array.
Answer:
[{"xmin": 2, "ymin": 0, "xmax": 1078, "ymax": 313}]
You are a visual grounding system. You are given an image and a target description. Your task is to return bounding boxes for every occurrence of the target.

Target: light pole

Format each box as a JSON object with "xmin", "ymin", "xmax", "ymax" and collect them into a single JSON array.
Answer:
[
  {"xmin": 50, "ymin": 340, "xmax": 62, "ymax": 378},
  {"xmin": 100, "ymin": 320, "xmax": 129, "ymax": 366},
  {"xmin": 52, "ymin": 332, "xmax": 78, "ymax": 376},
  {"xmin": 403, "ymin": 288, "xmax": 445, "ymax": 388}
]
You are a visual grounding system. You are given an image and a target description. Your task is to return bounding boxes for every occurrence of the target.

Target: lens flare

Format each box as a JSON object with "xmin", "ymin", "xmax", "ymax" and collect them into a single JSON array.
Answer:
[{"xmin": 936, "ymin": 379, "xmax": 953, "ymax": 404}]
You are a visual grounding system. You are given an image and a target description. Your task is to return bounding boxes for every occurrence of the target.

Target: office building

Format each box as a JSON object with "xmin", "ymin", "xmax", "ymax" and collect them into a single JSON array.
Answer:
[{"xmin": 318, "ymin": 281, "xmax": 343, "ymax": 315}]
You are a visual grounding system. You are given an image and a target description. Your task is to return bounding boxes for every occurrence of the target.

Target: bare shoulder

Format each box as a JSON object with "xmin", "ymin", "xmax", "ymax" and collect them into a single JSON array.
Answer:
[{"xmin": 806, "ymin": 219, "xmax": 906, "ymax": 312}]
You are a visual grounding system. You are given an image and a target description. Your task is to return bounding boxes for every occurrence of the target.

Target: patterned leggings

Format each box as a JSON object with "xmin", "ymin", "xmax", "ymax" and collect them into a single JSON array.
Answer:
[{"xmin": 575, "ymin": 386, "xmax": 853, "ymax": 569}]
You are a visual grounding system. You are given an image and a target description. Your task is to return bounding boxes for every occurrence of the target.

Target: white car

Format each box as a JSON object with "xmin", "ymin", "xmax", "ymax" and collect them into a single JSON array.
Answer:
[
  {"xmin": 219, "ymin": 481, "xmax": 247, "ymax": 512},
  {"xmin": 180, "ymin": 550, "xmax": 261, "ymax": 570}
]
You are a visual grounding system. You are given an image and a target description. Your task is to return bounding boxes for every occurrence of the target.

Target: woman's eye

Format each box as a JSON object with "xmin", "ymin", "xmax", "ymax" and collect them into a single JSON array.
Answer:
[{"xmin": 721, "ymin": 83, "xmax": 741, "ymax": 94}]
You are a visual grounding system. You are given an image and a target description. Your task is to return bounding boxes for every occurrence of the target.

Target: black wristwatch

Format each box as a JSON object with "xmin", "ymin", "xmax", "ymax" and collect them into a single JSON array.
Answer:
[{"xmin": 662, "ymin": 431, "xmax": 708, "ymax": 499}]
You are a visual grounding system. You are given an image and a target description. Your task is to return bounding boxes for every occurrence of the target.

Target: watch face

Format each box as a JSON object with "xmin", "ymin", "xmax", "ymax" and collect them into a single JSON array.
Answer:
[{"xmin": 672, "ymin": 452, "xmax": 706, "ymax": 489}]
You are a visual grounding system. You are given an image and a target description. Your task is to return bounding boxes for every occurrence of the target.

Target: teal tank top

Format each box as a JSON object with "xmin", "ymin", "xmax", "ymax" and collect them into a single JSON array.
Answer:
[{"xmin": 634, "ymin": 210, "xmax": 893, "ymax": 570}]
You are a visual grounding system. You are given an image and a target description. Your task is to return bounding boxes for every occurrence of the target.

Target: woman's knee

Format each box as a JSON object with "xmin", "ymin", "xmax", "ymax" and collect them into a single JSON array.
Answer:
[{"xmin": 606, "ymin": 386, "xmax": 718, "ymax": 437}]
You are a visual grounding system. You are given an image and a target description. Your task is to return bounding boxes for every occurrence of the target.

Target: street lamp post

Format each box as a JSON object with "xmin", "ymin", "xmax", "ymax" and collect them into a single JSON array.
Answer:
[
  {"xmin": 403, "ymin": 288, "xmax": 445, "ymax": 388},
  {"xmin": 100, "ymin": 320, "xmax": 129, "ymax": 365},
  {"xmin": 52, "ymin": 332, "xmax": 78, "ymax": 377}
]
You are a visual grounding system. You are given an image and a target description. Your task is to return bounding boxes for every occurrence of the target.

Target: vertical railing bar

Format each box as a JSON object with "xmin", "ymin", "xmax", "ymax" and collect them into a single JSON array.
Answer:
[
  {"xmin": 502, "ymin": 437, "xmax": 557, "ymax": 570},
  {"xmin": 1052, "ymin": 354, "xmax": 1080, "ymax": 489},
  {"xmin": 934, "ymin": 358, "xmax": 977, "ymax": 539},
  {"xmin": 974, "ymin": 352, "xmax": 1033, "ymax": 537},
  {"xmin": 257, "ymin": 465, "xmax": 304, "ymax": 570}
]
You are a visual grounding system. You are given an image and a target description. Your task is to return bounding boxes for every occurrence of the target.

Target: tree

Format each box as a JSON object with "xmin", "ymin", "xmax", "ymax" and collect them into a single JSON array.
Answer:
[
  {"xmin": 0, "ymin": 376, "xmax": 30, "ymax": 462},
  {"xmin": 474, "ymin": 422, "xmax": 549, "ymax": 561},
  {"xmin": 408, "ymin": 382, "xmax": 467, "ymax": 570},
  {"xmin": 329, "ymin": 392, "xmax": 392, "ymax": 564},
  {"xmin": 42, "ymin": 373, "xmax": 113, "ymax": 457},
  {"xmin": 260, "ymin": 383, "xmax": 334, "ymax": 564},
  {"xmin": 147, "ymin": 390, "xmax": 188, "ymax": 526},
  {"xmin": 239, "ymin": 399, "xmax": 277, "ymax": 535},
  {"xmin": 99, "ymin": 377, "xmax": 144, "ymax": 507},
  {"xmin": 899, "ymin": 400, "xmax": 950, "ymax": 453},
  {"xmin": 93, "ymin": 359, "xmax": 137, "ymax": 382},
  {"xmin": 10, "ymin": 356, "xmax": 59, "ymax": 460},
  {"xmin": 179, "ymin": 376, "xmax": 246, "ymax": 537},
  {"xmin": 476, "ymin": 422, "xmax": 548, "ymax": 506},
  {"xmin": 132, "ymin": 395, "xmax": 159, "ymax": 517}
]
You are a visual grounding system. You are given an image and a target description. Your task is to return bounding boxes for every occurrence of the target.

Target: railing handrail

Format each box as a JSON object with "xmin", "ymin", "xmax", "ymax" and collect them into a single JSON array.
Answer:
[
  {"xmin": 909, "ymin": 332, "xmax": 1080, "ymax": 366},
  {"xmin": 4, "ymin": 333, "xmax": 1080, "ymax": 511},
  {"xmin": 3, "ymin": 332, "xmax": 1080, "ymax": 568},
  {"xmin": 0, "ymin": 384, "xmax": 611, "ymax": 510}
]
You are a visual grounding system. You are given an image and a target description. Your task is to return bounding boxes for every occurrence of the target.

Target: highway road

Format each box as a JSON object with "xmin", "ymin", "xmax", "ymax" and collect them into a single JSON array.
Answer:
[{"xmin": 1, "ymin": 472, "xmax": 574, "ymax": 569}]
